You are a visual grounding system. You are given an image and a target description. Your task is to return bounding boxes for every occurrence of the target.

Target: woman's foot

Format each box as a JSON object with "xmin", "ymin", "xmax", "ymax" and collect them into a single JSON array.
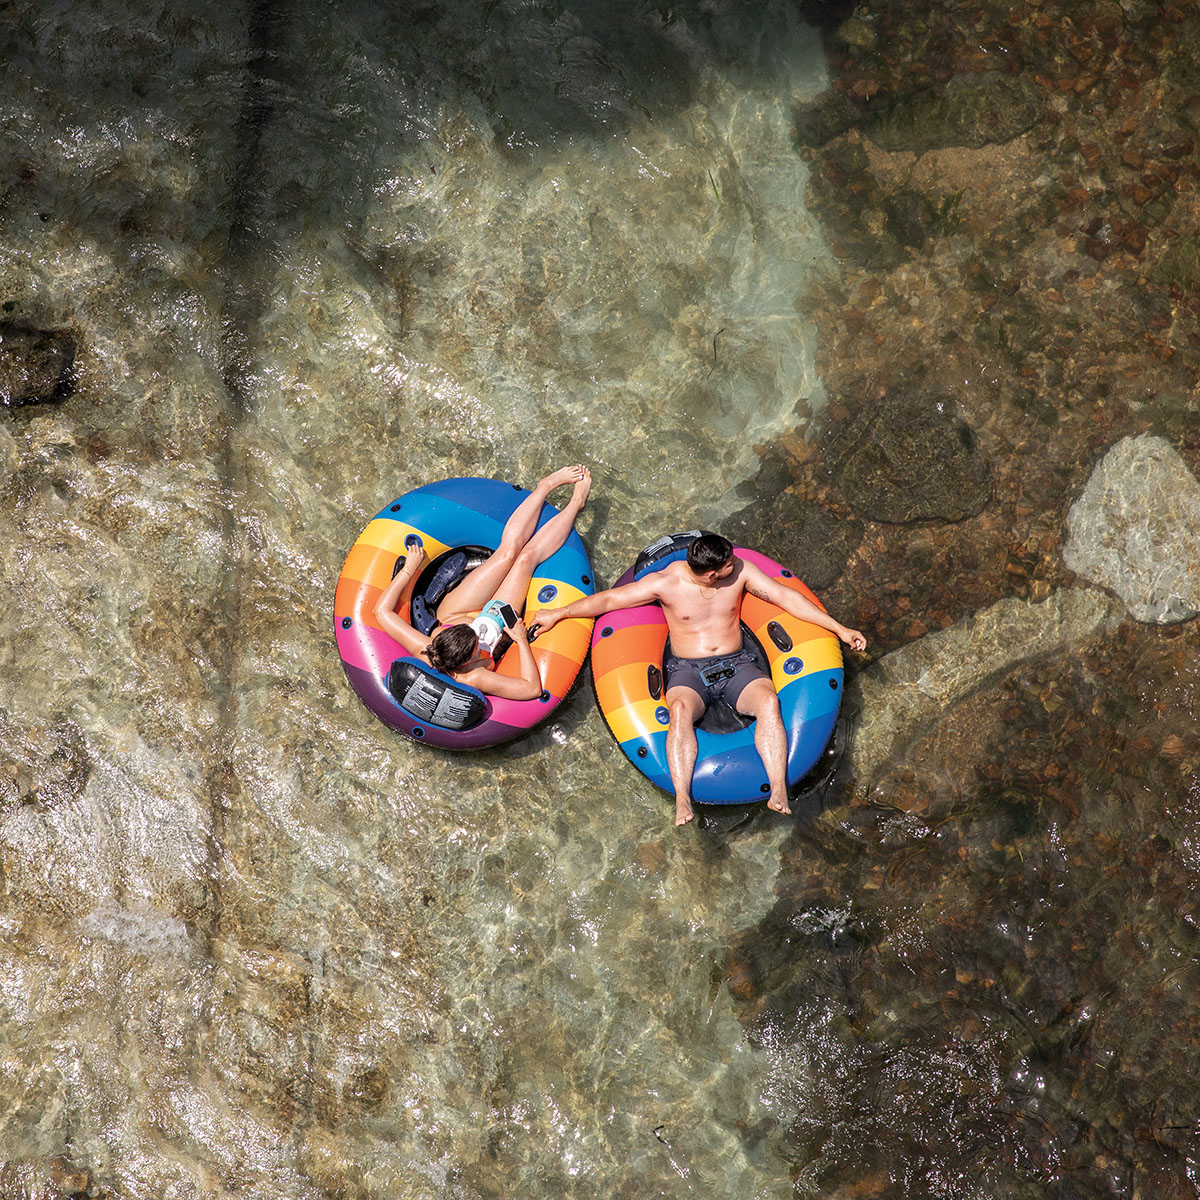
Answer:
[
  {"xmin": 568, "ymin": 466, "xmax": 591, "ymax": 512},
  {"xmin": 539, "ymin": 464, "xmax": 585, "ymax": 493}
]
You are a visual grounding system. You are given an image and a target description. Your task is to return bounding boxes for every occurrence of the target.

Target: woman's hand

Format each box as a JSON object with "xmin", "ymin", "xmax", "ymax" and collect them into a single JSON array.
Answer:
[
  {"xmin": 473, "ymin": 615, "xmax": 542, "ymax": 700},
  {"xmin": 401, "ymin": 542, "xmax": 427, "ymax": 574}
]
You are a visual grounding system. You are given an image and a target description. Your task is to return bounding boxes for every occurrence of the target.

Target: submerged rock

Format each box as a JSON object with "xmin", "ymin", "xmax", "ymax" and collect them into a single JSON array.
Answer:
[
  {"xmin": 880, "ymin": 187, "xmax": 939, "ymax": 252},
  {"xmin": 725, "ymin": 493, "xmax": 862, "ymax": 591},
  {"xmin": 0, "ymin": 713, "xmax": 92, "ymax": 812},
  {"xmin": 0, "ymin": 324, "xmax": 76, "ymax": 408},
  {"xmin": 824, "ymin": 393, "xmax": 992, "ymax": 524},
  {"xmin": 793, "ymin": 89, "xmax": 862, "ymax": 150},
  {"xmin": 1153, "ymin": 237, "xmax": 1200, "ymax": 289},
  {"xmin": 847, "ymin": 587, "xmax": 1125, "ymax": 785},
  {"xmin": 796, "ymin": 70, "xmax": 1042, "ymax": 158},
  {"xmin": 1064, "ymin": 434, "xmax": 1200, "ymax": 623},
  {"xmin": 863, "ymin": 75, "xmax": 1042, "ymax": 154}
]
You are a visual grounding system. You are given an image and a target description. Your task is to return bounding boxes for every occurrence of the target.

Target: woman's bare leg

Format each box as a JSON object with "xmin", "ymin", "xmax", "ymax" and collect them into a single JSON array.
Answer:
[
  {"xmin": 491, "ymin": 468, "xmax": 590, "ymax": 611},
  {"xmin": 437, "ymin": 465, "xmax": 583, "ymax": 617}
]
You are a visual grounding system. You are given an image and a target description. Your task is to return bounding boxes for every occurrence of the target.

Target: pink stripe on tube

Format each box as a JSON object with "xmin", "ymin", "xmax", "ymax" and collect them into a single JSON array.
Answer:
[
  {"xmin": 486, "ymin": 693, "xmax": 563, "ymax": 729},
  {"xmin": 336, "ymin": 621, "xmax": 404, "ymax": 676},
  {"xmin": 736, "ymin": 547, "xmax": 781, "ymax": 575},
  {"xmin": 590, "ymin": 603, "xmax": 663, "ymax": 641}
]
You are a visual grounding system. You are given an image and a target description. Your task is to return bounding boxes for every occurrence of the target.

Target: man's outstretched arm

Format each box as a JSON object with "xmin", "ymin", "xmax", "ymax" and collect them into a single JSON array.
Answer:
[
  {"xmin": 741, "ymin": 560, "xmax": 868, "ymax": 651},
  {"xmin": 530, "ymin": 574, "xmax": 663, "ymax": 635}
]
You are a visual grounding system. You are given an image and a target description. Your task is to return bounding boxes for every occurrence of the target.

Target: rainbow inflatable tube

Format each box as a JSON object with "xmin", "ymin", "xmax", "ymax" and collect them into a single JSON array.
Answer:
[
  {"xmin": 590, "ymin": 532, "xmax": 844, "ymax": 805},
  {"xmin": 334, "ymin": 477, "xmax": 595, "ymax": 749}
]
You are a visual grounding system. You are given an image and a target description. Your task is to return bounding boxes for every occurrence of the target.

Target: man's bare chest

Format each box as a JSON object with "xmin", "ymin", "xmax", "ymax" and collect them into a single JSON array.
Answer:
[{"xmin": 666, "ymin": 582, "xmax": 742, "ymax": 625}]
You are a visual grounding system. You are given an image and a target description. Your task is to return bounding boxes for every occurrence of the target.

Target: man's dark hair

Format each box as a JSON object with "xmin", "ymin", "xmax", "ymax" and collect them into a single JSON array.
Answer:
[
  {"xmin": 426, "ymin": 623, "xmax": 479, "ymax": 673},
  {"xmin": 687, "ymin": 532, "xmax": 733, "ymax": 574}
]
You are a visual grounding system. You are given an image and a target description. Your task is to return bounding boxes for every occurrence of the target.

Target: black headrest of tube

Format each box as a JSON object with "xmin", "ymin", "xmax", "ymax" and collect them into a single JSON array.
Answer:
[
  {"xmin": 386, "ymin": 659, "xmax": 488, "ymax": 731},
  {"xmin": 634, "ymin": 530, "xmax": 711, "ymax": 576}
]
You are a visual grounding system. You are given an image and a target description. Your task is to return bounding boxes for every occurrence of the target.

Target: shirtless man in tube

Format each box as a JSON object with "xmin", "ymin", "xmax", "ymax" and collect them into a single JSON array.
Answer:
[{"xmin": 532, "ymin": 533, "xmax": 867, "ymax": 826}]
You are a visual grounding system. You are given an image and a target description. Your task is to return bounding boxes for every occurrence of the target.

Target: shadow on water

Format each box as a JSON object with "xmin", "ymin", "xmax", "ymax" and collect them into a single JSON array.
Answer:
[
  {"xmin": 4, "ymin": 0, "xmax": 855, "ymax": 266},
  {"xmin": 697, "ymin": 686, "xmax": 858, "ymax": 846},
  {"xmin": 298, "ymin": 0, "xmax": 855, "ymax": 150},
  {"xmin": 790, "ymin": 0, "xmax": 858, "ymax": 36}
]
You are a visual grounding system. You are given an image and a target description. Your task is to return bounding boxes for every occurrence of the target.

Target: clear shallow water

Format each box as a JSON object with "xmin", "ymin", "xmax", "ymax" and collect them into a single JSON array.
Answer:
[
  {"xmin": 9, "ymin": 2, "xmax": 1200, "ymax": 1197},
  {"xmin": 0, "ymin": 2, "xmax": 839, "ymax": 1196}
]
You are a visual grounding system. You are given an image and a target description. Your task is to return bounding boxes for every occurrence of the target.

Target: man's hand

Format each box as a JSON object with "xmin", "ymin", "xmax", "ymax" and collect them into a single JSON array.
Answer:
[
  {"xmin": 529, "ymin": 608, "xmax": 561, "ymax": 636},
  {"xmin": 839, "ymin": 626, "xmax": 867, "ymax": 652}
]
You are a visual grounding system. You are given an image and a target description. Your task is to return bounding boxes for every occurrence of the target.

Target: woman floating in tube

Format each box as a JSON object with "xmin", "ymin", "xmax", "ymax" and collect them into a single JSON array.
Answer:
[{"xmin": 374, "ymin": 465, "xmax": 591, "ymax": 701}]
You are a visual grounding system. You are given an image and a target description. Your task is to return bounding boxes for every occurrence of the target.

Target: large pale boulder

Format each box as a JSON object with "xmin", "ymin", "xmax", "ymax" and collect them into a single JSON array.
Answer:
[
  {"xmin": 848, "ymin": 587, "xmax": 1125, "ymax": 785},
  {"xmin": 1064, "ymin": 434, "xmax": 1200, "ymax": 623}
]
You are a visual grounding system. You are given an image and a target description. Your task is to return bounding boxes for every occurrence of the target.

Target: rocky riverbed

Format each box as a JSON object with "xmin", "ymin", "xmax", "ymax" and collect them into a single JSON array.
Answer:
[
  {"xmin": 2, "ymin": 1, "xmax": 1200, "ymax": 1197},
  {"xmin": 727, "ymin": 1, "xmax": 1200, "ymax": 1195}
]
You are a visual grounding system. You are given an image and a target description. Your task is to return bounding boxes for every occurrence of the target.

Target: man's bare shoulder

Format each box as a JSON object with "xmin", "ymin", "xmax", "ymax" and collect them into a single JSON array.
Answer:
[
  {"xmin": 652, "ymin": 560, "xmax": 691, "ymax": 594},
  {"xmin": 734, "ymin": 555, "xmax": 768, "ymax": 592}
]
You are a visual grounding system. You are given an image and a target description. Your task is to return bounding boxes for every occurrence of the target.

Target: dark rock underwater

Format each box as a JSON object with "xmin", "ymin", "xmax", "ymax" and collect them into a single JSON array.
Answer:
[{"xmin": 727, "ymin": 2, "xmax": 1200, "ymax": 1195}]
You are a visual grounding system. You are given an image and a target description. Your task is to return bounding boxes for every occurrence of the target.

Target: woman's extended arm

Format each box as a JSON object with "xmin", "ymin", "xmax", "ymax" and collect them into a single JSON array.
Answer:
[
  {"xmin": 458, "ymin": 618, "xmax": 543, "ymax": 700},
  {"xmin": 373, "ymin": 545, "xmax": 433, "ymax": 657}
]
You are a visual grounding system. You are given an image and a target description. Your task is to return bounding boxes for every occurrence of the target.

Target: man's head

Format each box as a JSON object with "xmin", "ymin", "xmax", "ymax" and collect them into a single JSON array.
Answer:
[{"xmin": 686, "ymin": 532, "xmax": 734, "ymax": 581}]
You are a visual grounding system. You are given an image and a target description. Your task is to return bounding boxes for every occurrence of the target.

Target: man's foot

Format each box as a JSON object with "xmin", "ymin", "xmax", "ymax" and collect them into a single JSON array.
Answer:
[
  {"xmin": 674, "ymin": 796, "xmax": 694, "ymax": 826},
  {"xmin": 767, "ymin": 792, "xmax": 792, "ymax": 816},
  {"xmin": 540, "ymin": 464, "xmax": 584, "ymax": 492}
]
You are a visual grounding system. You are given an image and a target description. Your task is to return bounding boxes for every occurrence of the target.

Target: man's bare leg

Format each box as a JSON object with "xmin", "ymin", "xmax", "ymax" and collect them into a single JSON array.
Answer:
[
  {"xmin": 438, "ymin": 465, "xmax": 583, "ymax": 615},
  {"xmin": 665, "ymin": 687, "xmax": 706, "ymax": 826},
  {"xmin": 737, "ymin": 679, "xmax": 791, "ymax": 815}
]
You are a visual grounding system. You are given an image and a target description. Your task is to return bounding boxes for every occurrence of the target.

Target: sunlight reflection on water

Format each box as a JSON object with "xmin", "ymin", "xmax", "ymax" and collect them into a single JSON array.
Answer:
[{"xmin": 0, "ymin": 1, "xmax": 838, "ymax": 1197}]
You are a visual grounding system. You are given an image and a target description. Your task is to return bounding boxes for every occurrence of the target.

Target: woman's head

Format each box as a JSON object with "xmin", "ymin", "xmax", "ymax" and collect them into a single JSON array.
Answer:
[{"xmin": 426, "ymin": 623, "xmax": 479, "ymax": 674}]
